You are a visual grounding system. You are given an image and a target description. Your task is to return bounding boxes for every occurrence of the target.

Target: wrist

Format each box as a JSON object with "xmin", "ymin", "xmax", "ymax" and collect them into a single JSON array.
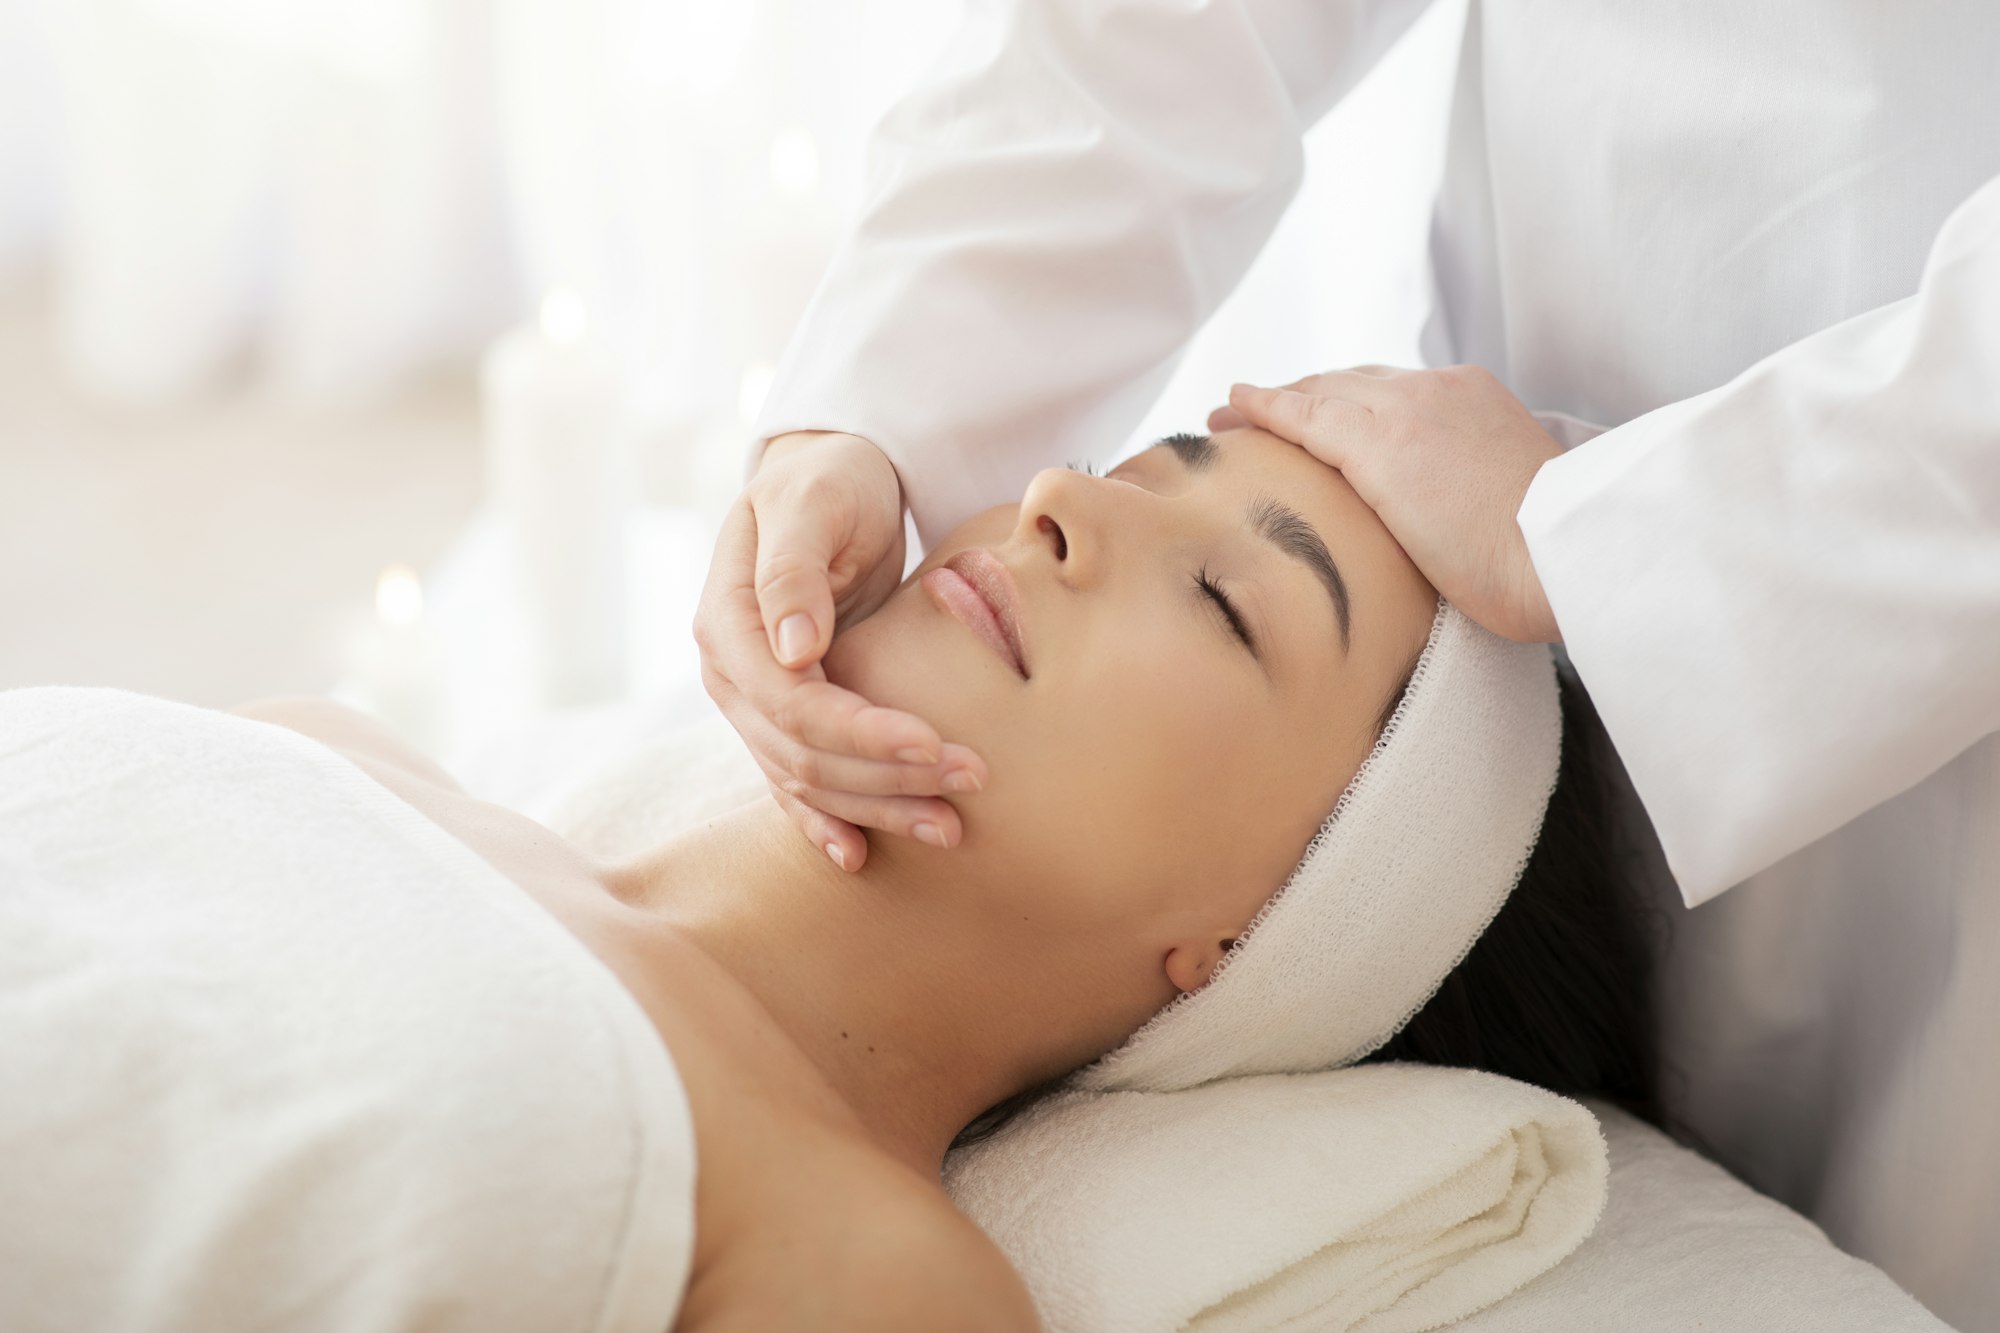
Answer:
[
  {"xmin": 760, "ymin": 429, "xmax": 854, "ymax": 469},
  {"xmin": 759, "ymin": 429, "xmax": 907, "ymax": 519},
  {"xmin": 1514, "ymin": 552, "xmax": 1561, "ymax": 643}
]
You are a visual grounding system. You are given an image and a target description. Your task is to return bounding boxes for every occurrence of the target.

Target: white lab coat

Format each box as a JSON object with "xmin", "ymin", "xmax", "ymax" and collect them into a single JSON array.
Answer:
[{"xmin": 751, "ymin": 3, "xmax": 2000, "ymax": 1320}]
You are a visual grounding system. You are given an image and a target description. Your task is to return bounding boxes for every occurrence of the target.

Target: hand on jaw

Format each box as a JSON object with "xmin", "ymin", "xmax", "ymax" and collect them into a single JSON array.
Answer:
[{"xmin": 692, "ymin": 430, "xmax": 987, "ymax": 874}]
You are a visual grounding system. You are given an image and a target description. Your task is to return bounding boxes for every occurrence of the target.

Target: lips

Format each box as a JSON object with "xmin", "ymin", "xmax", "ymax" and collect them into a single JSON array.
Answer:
[{"xmin": 921, "ymin": 548, "xmax": 1030, "ymax": 679}]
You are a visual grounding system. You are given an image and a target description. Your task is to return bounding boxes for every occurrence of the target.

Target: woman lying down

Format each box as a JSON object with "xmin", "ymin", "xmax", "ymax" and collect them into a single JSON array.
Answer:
[{"xmin": 0, "ymin": 424, "xmax": 1659, "ymax": 1332}]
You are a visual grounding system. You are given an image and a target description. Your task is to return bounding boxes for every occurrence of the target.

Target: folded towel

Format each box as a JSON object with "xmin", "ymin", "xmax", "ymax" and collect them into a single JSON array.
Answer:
[{"xmin": 943, "ymin": 1064, "xmax": 1607, "ymax": 1333}]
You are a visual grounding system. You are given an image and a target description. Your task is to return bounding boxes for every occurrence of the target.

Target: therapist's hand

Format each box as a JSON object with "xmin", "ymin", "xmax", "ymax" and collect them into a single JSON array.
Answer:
[
  {"xmin": 694, "ymin": 430, "xmax": 985, "ymax": 872},
  {"xmin": 1217, "ymin": 366, "xmax": 1564, "ymax": 644}
]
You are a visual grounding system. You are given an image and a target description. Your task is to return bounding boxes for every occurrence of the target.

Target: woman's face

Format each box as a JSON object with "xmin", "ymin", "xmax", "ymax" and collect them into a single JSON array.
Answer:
[{"xmin": 823, "ymin": 426, "xmax": 1437, "ymax": 993}]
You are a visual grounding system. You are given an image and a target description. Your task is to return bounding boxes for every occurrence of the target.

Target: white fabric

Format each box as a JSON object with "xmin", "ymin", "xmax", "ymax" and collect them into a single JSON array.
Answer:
[
  {"xmin": 1455, "ymin": 1101, "xmax": 1952, "ymax": 1333},
  {"xmin": 748, "ymin": 0, "xmax": 2000, "ymax": 912},
  {"xmin": 1078, "ymin": 602, "xmax": 1561, "ymax": 1092},
  {"xmin": 944, "ymin": 1064, "xmax": 1608, "ymax": 1333},
  {"xmin": 0, "ymin": 687, "xmax": 696, "ymax": 1333},
  {"xmin": 7, "ymin": 1, "xmax": 961, "ymax": 411},
  {"xmin": 1518, "ymin": 172, "xmax": 2000, "ymax": 903},
  {"xmin": 1602, "ymin": 730, "xmax": 2000, "ymax": 1331}
]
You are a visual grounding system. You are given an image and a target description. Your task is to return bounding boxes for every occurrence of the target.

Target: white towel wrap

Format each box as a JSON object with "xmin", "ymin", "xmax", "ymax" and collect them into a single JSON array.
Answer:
[
  {"xmin": 0, "ymin": 687, "xmax": 698, "ymax": 1333},
  {"xmin": 1079, "ymin": 602, "xmax": 1563, "ymax": 1093}
]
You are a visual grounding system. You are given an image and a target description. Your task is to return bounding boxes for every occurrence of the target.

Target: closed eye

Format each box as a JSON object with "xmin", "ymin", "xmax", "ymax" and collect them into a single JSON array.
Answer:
[
  {"xmin": 1088, "ymin": 457, "xmax": 1261, "ymax": 662},
  {"xmin": 1194, "ymin": 565, "xmax": 1258, "ymax": 657}
]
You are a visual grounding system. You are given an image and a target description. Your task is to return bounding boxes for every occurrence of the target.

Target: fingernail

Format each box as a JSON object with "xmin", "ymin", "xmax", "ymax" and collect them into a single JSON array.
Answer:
[
  {"xmin": 824, "ymin": 841, "xmax": 847, "ymax": 870},
  {"xmin": 913, "ymin": 821, "xmax": 948, "ymax": 848},
  {"xmin": 895, "ymin": 745, "xmax": 939, "ymax": 765},
  {"xmin": 941, "ymin": 768, "xmax": 981, "ymax": 794},
  {"xmin": 777, "ymin": 613, "xmax": 815, "ymax": 665}
]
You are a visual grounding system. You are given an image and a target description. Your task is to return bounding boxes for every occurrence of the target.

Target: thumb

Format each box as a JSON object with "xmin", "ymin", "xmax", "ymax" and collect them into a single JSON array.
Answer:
[
  {"xmin": 752, "ymin": 499, "xmax": 844, "ymax": 671},
  {"xmin": 1228, "ymin": 383, "xmax": 1363, "ymax": 468}
]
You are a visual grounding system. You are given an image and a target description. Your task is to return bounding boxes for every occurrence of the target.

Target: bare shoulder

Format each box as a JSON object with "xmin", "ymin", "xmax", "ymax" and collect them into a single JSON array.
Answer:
[
  {"xmin": 858, "ymin": 1171, "xmax": 1041, "ymax": 1333},
  {"xmin": 230, "ymin": 695, "xmax": 461, "ymax": 792},
  {"xmin": 678, "ymin": 1121, "xmax": 1040, "ymax": 1333}
]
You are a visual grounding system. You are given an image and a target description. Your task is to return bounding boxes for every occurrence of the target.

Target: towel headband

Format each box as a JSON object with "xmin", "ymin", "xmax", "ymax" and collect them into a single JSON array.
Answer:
[{"xmin": 1078, "ymin": 600, "xmax": 1562, "ymax": 1093}]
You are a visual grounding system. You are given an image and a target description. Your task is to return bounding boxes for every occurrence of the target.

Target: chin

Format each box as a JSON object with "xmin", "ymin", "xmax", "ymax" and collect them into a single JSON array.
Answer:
[
  {"xmin": 822, "ymin": 584, "xmax": 994, "ymax": 747},
  {"xmin": 821, "ymin": 597, "xmax": 925, "ymax": 710}
]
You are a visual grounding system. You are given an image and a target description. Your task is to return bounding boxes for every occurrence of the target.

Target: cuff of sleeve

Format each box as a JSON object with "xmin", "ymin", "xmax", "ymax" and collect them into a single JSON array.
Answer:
[{"xmin": 1517, "ymin": 403, "xmax": 1744, "ymax": 910}]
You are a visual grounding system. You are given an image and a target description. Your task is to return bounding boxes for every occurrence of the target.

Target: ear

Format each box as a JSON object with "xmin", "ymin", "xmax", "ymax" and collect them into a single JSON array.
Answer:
[{"xmin": 1163, "ymin": 936, "xmax": 1240, "ymax": 994}]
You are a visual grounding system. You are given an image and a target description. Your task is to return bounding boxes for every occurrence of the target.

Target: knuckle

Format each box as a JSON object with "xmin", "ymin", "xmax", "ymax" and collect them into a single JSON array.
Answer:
[
  {"xmin": 753, "ymin": 548, "xmax": 813, "ymax": 595},
  {"xmin": 792, "ymin": 747, "xmax": 827, "ymax": 789},
  {"xmin": 768, "ymin": 692, "xmax": 805, "ymax": 739},
  {"xmin": 697, "ymin": 646, "xmax": 732, "ymax": 694},
  {"xmin": 1302, "ymin": 395, "xmax": 1340, "ymax": 429},
  {"xmin": 774, "ymin": 468, "xmax": 846, "ymax": 518},
  {"xmin": 1394, "ymin": 376, "xmax": 1435, "ymax": 409},
  {"xmin": 798, "ymin": 469, "xmax": 848, "ymax": 507}
]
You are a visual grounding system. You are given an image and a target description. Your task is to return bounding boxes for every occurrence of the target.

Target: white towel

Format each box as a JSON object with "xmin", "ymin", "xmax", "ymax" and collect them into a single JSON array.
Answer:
[
  {"xmin": 547, "ymin": 715, "xmax": 1609, "ymax": 1332},
  {"xmin": 0, "ymin": 687, "xmax": 697, "ymax": 1333},
  {"xmin": 945, "ymin": 1064, "xmax": 1608, "ymax": 1333}
]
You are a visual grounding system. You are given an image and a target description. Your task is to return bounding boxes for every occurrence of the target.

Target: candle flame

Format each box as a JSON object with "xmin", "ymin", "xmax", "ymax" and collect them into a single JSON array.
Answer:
[
  {"xmin": 376, "ymin": 564, "xmax": 425, "ymax": 627},
  {"xmin": 540, "ymin": 287, "xmax": 588, "ymax": 345}
]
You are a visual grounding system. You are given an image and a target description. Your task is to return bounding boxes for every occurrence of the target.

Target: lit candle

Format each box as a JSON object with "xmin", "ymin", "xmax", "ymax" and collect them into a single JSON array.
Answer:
[
  {"xmin": 480, "ymin": 288, "xmax": 630, "ymax": 708},
  {"xmin": 344, "ymin": 564, "xmax": 447, "ymax": 754}
]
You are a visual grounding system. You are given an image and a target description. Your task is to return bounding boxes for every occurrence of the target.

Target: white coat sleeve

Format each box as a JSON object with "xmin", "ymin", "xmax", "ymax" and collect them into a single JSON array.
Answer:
[
  {"xmin": 1517, "ymin": 172, "xmax": 2000, "ymax": 909},
  {"xmin": 749, "ymin": 0, "xmax": 1438, "ymax": 549}
]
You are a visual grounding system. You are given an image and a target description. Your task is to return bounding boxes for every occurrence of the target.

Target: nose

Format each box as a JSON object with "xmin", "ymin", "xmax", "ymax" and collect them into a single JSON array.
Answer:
[{"xmin": 1013, "ymin": 464, "xmax": 1145, "ymax": 589}]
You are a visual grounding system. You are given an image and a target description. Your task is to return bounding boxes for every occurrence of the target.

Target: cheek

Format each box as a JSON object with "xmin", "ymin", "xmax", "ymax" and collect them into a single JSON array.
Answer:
[
  {"xmin": 978, "ymin": 623, "xmax": 1279, "ymax": 921},
  {"xmin": 823, "ymin": 565, "xmax": 1331, "ymax": 932}
]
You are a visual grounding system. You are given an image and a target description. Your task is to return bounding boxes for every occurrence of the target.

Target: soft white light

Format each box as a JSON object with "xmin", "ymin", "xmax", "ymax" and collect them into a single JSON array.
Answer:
[
  {"xmin": 769, "ymin": 128, "xmax": 819, "ymax": 196},
  {"xmin": 738, "ymin": 363, "xmax": 776, "ymax": 425},
  {"xmin": 627, "ymin": 6, "xmax": 753, "ymax": 99},
  {"xmin": 539, "ymin": 288, "xmax": 588, "ymax": 346},
  {"xmin": 140, "ymin": 0, "xmax": 427, "ymax": 81},
  {"xmin": 375, "ymin": 564, "xmax": 425, "ymax": 627}
]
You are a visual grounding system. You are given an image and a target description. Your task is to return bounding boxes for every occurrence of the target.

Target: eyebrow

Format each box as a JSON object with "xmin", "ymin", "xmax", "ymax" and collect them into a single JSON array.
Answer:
[{"xmin": 1150, "ymin": 432, "xmax": 1352, "ymax": 652}]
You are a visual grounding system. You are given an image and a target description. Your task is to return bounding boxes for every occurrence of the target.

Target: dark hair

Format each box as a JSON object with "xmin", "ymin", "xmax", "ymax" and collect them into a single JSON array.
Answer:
[
  {"xmin": 1360, "ymin": 667, "xmax": 1665, "ymax": 1130},
  {"xmin": 951, "ymin": 663, "xmax": 1666, "ymax": 1151}
]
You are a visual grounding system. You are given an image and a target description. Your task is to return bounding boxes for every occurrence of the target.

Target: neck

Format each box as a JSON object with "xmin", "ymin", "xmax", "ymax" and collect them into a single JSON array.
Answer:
[{"xmin": 605, "ymin": 801, "xmax": 1109, "ymax": 1173}]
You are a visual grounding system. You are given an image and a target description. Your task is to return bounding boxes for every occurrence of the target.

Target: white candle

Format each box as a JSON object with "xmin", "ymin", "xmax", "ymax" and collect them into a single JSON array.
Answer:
[
  {"xmin": 345, "ymin": 564, "xmax": 447, "ymax": 755},
  {"xmin": 481, "ymin": 288, "xmax": 630, "ymax": 709}
]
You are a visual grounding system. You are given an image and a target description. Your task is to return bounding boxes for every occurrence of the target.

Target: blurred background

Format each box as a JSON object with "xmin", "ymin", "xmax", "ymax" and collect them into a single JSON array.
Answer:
[{"xmin": 0, "ymin": 0, "xmax": 1463, "ymax": 771}]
